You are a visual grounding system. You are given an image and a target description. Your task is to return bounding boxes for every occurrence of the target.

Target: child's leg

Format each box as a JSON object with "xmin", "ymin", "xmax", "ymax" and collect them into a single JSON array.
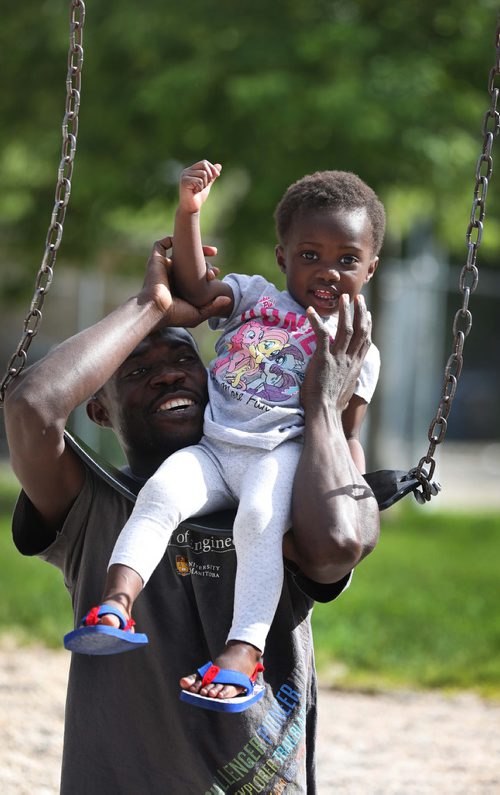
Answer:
[
  {"xmin": 181, "ymin": 441, "xmax": 302, "ymax": 699},
  {"xmin": 102, "ymin": 444, "xmax": 231, "ymax": 618},
  {"xmin": 227, "ymin": 440, "xmax": 302, "ymax": 653}
]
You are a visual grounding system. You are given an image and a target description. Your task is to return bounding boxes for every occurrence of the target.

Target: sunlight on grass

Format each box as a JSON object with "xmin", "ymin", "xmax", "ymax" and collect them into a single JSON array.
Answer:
[
  {"xmin": 313, "ymin": 506, "xmax": 500, "ymax": 697},
  {"xmin": 0, "ymin": 476, "xmax": 72, "ymax": 647}
]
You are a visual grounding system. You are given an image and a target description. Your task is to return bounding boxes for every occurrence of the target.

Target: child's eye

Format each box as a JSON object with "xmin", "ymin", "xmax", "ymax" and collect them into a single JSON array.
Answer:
[
  {"xmin": 300, "ymin": 251, "xmax": 318, "ymax": 262},
  {"xmin": 339, "ymin": 255, "xmax": 357, "ymax": 266}
]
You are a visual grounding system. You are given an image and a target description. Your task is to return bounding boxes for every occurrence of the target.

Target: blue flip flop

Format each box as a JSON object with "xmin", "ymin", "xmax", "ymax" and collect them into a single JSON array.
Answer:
[
  {"xmin": 63, "ymin": 604, "xmax": 149, "ymax": 655},
  {"xmin": 179, "ymin": 661, "xmax": 265, "ymax": 713}
]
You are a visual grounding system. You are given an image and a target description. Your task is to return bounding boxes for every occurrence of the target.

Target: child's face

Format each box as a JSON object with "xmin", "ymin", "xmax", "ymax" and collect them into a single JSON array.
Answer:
[{"xmin": 275, "ymin": 207, "xmax": 379, "ymax": 317}]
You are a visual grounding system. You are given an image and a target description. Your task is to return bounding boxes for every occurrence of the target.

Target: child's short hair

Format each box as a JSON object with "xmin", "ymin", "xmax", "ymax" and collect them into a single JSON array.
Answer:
[{"xmin": 274, "ymin": 170, "xmax": 386, "ymax": 255}]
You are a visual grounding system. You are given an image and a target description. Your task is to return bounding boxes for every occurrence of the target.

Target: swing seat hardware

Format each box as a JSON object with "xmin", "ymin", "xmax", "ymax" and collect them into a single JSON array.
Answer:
[
  {"xmin": 64, "ymin": 430, "xmax": 438, "ymax": 512},
  {"xmin": 362, "ymin": 470, "xmax": 440, "ymax": 510},
  {"xmin": 407, "ymin": 470, "xmax": 442, "ymax": 505}
]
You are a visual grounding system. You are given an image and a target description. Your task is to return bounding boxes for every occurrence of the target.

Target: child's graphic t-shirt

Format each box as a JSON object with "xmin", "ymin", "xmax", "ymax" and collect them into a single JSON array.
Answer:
[{"xmin": 205, "ymin": 274, "xmax": 380, "ymax": 450}]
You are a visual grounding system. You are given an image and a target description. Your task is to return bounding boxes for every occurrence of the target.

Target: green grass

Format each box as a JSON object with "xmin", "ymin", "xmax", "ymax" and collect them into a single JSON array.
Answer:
[
  {"xmin": 1, "ymin": 468, "xmax": 499, "ymax": 696},
  {"xmin": 312, "ymin": 505, "xmax": 500, "ymax": 697},
  {"xmin": 0, "ymin": 474, "xmax": 72, "ymax": 646}
]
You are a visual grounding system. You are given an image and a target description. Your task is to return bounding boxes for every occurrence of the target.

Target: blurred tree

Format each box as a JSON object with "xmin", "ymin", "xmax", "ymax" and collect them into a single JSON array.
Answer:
[{"xmin": 0, "ymin": 0, "xmax": 499, "ymax": 292}]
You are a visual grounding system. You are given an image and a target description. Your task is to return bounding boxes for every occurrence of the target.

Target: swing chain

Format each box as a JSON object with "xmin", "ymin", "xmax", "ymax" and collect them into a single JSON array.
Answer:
[
  {"xmin": 410, "ymin": 16, "xmax": 500, "ymax": 504},
  {"xmin": 0, "ymin": 0, "xmax": 86, "ymax": 407},
  {"xmin": 0, "ymin": 7, "xmax": 498, "ymax": 512}
]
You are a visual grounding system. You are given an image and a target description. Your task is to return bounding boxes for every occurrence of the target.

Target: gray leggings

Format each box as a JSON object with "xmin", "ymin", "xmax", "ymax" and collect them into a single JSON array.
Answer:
[{"xmin": 109, "ymin": 436, "xmax": 302, "ymax": 653}]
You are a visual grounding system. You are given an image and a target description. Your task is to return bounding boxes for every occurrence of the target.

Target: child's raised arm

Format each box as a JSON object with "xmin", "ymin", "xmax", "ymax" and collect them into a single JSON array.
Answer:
[{"xmin": 172, "ymin": 160, "xmax": 234, "ymax": 313}]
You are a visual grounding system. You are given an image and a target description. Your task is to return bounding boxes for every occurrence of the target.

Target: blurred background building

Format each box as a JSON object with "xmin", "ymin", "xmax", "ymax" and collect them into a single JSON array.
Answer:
[{"xmin": 1, "ymin": 241, "xmax": 498, "ymax": 510}]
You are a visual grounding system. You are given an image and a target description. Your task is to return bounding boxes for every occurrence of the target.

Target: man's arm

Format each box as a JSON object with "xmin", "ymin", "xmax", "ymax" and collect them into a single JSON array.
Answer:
[
  {"xmin": 284, "ymin": 295, "xmax": 380, "ymax": 584},
  {"xmin": 4, "ymin": 237, "xmax": 228, "ymax": 535},
  {"xmin": 172, "ymin": 160, "xmax": 234, "ymax": 311},
  {"xmin": 341, "ymin": 395, "xmax": 369, "ymax": 473}
]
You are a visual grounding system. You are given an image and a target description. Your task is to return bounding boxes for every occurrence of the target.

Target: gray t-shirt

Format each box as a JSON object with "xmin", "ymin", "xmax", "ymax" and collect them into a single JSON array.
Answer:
[
  {"xmin": 13, "ymin": 467, "xmax": 350, "ymax": 794},
  {"xmin": 205, "ymin": 274, "xmax": 380, "ymax": 449}
]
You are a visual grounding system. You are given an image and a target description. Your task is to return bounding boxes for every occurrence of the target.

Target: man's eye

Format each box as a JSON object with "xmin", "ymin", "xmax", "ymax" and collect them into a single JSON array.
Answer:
[
  {"xmin": 125, "ymin": 367, "xmax": 148, "ymax": 378},
  {"xmin": 177, "ymin": 354, "xmax": 197, "ymax": 364},
  {"xmin": 301, "ymin": 251, "xmax": 318, "ymax": 262}
]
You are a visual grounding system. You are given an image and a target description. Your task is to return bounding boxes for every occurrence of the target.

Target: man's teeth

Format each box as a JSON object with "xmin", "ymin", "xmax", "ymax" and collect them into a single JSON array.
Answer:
[{"xmin": 156, "ymin": 398, "xmax": 195, "ymax": 412}]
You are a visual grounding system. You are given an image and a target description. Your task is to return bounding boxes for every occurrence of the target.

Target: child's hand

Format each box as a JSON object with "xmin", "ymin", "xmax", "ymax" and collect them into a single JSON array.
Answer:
[
  {"xmin": 179, "ymin": 160, "xmax": 222, "ymax": 214},
  {"xmin": 140, "ymin": 237, "xmax": 231, "ymax": 327}
]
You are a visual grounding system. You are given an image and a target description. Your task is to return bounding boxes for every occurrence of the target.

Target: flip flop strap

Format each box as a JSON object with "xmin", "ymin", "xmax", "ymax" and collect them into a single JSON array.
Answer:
[
  {"xmin": 82, "ymin": 604, "xmax": 129, "ymax": 629},
  {"xmin": 198, "ymin": 661, "xmax": 263, "ymax": 693}
]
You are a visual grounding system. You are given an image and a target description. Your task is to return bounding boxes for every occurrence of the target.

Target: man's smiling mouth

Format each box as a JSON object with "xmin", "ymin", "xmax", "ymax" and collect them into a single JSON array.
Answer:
[{"xmin": 155, "ymin": 397, "xmax": 195, "ymax": 413}]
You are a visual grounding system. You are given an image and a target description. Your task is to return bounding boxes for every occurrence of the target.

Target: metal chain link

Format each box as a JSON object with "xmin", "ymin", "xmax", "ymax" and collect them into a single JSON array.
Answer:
[
  {"xmin": 0, "ymin": 0, "xmax": 85, "ymax": 406},
  {"xmin": 410, "ymin": 15, "xmax": 500, "ymax": 503}
]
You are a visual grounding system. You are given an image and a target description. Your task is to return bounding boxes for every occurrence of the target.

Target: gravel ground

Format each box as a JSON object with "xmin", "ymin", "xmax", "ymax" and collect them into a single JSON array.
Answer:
[{"xmin": 1, "ymin": 643, "xmax": 499, "ymax": 794}]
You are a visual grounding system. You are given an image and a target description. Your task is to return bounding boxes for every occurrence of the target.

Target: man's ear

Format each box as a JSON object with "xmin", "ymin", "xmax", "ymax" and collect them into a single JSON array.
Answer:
[
  {"xmin": 86, "ymin": 397, "xmax": 112, "ymax": 428},
  {"xmin": 275, "ymin": 245, "xmax": 286, "ymax": 274}
]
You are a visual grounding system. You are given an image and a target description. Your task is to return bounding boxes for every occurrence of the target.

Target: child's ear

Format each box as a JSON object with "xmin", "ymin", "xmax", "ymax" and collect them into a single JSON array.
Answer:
[
  {"xmin": 275, "ymin": 245, "xmax": 286, "ymax": 273},
  {"xmin": 365, "ymin": 256, "xmax": 379, "ymax": 283}
]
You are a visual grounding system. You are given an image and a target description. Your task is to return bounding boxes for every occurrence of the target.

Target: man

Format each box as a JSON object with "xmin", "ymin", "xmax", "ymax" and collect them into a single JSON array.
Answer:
[{"xmin": 4, "ymin": 237, "xmax": 379, "ymax": 793}]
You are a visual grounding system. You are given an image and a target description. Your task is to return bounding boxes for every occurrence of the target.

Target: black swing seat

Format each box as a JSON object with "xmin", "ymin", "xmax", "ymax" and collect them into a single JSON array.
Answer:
[{"xmin": 64, "ymin": 429, "xmax": 440, "ymax": 512}]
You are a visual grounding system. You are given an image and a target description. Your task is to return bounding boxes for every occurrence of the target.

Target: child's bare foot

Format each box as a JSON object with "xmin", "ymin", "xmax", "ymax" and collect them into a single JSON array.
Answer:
[
  {"xmin": 64, "ymin": 570, "xmax": 148, "ymax": 656},
  {"xmin": 180, "ymin": 641, "xmax": 262, "ymax": 699},
  {"xmin": 93, "ymin": 599, "xmax": 134, "ymax": 631},
  {"xmin": 94, "ymin": 565, "xmax": 144, "ymax": 629}
]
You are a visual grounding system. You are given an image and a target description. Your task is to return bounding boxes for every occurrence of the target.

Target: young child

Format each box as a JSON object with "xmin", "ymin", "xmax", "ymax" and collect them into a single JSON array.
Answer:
[{"xmin": 64, "ymin": 160, "xmax": 385, "ymax": 713}]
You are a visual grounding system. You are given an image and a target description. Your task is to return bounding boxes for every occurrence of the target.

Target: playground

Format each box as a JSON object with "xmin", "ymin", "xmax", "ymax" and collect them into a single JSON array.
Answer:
[
  {"xmin": 2, "ymin": 3, "xmax": 500, "ymax": 792},
  {"xmin": 1, "ymin": 643, "xmax": 498, "ymax": 794}
]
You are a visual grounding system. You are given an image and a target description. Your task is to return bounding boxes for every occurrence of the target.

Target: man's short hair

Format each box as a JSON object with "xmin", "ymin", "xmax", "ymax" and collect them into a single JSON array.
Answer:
[{"xmin": 274, "ymin": 170, "xmax": 386, "ymax": 256}]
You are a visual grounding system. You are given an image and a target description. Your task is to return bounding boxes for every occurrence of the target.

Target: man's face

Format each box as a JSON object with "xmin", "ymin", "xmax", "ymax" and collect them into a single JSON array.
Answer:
[
  {"xmin": 92, "ymin": 328, "xmax": 208, "ymax": 477},
  {"xmin": 275, "ymin": 207, "xmax": 379, "ymax": 318}
]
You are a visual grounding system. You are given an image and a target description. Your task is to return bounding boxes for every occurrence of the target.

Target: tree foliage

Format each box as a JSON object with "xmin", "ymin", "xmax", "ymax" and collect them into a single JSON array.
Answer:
[{"xmin": 1, "ymin": 0, "xmax": 499, "ymax": 291}]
